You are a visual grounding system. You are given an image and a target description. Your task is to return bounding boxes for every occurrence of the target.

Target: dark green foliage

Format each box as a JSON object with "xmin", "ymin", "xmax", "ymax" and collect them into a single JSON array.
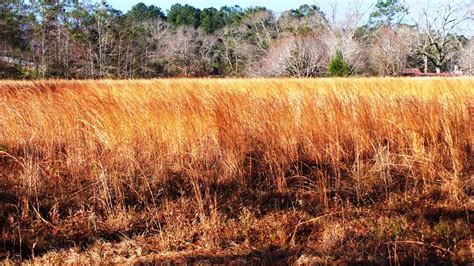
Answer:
[
  {"xmin": 220, "ymin": 5, "xmax": 244, "ymax": 26},
  {"xmin": 0, "ymin": 1, "xmax": 29, "ymax": 51},
  {"xmin": 369, "ymin": 0, "xmax": 408, "ymax": 28},
  {"xmin": 0, "ymin": 62, "xmax": 22, "ymax": 79},
  {"xmin": 288, "ymin": 4, "xmax": 326, "ymax": 21},
  {"xmin": 279, "ymin": 4, "xmax": 327, "ymax": 35},
  {"xmin": 167, "ymin": 4, "xmax": 201, "ymax": 28},
  {"xmin": 148, "ymin": 60, "xmax": 168, "ymax": 76},
  {"xmin": 127, "ymin": 3, "xmax": 165, "ymax": 21},
  {"xmin": 243, "ymin": 6, "xmax": 268, "ymax": 17},
  {"xmin": 200, "ymin": 8, "xmax": 225, "ymax": 33},
  {"xmin": 328, "ymin": 51, "xmax": 350, "ymax": 77}
]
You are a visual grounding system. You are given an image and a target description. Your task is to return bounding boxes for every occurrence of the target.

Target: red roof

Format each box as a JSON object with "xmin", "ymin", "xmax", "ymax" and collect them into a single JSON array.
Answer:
[{"xmin": 400, "ymin": 68, "xmax": 460, "ymax": 77}]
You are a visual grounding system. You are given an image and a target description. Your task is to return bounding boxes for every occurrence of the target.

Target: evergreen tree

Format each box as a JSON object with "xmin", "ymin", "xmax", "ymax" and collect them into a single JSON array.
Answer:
[
  {"xmin": 167, "ymin": 4, "xmax": 201, "ymax": 28},
  {"xmin": 199, "ymin": 8, "xmax": 225, "ymax": 33},
  {"xmin": 328, "ymin": 50, "xmax": 350, "ymax": 77},
  {"xmin": 369, "ymin": 0, "xmax": 408, "ymax": 28},
  {"xmin": 219, "ymin": 5, "xmax": 244, "ymax": 26},
  {"xmin": 127, "ymin": 3, "xmax": 165, "ymax": 22}
]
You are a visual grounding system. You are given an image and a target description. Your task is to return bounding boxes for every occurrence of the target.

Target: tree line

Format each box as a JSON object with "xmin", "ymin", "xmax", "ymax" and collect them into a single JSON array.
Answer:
[{"xmin": 1, "ymin": 0, "xmax": 473, "ymax": 79}]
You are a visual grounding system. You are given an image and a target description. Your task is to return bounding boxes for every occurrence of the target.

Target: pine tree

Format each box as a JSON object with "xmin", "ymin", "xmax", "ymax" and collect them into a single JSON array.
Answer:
[{"xmin": 327, "ymin": 50, "xmax": 349, "ymax": 77}]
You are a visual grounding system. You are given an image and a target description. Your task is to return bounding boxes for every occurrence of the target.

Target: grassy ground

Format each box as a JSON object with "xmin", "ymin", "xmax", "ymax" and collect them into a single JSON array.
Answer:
[{"xmin": 0, "ymin": 78, "xmax": 473, "ymax": 264}]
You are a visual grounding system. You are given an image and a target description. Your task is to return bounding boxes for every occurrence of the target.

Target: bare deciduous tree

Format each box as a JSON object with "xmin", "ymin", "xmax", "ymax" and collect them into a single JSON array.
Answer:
[
  {"xmin": 220, "ymin": 22, "xmax": 266, "ymax": 76},
  {"xmin": 162, "ymin": 26, "xmax": 200, "ymax": 76},
  {"xmin": 161, "ymin": 26, "xmax": 220, "ymax": 76},
  {"xmin": 322, "ymin": 2, "xmax": 366, "ymax": 74},
  {"xmin": 371, "ymin": 27, "xmax": 409, "ymax": 76},
  {"xmin": 255, "ymin": 36, "xmax": 327, "ymax": 77},
  {"xmin": 142, "ymin": 19, "xmax": 169, "ymax": 75},
  {"xmin": 323, "ymin": 29, "xmax": 362, "ymax": 74},
  {"xmin": 460, "ymin": 37, "xmax": 474, "ymax": 75},
  {"xmin": 411, "ymin": 3, "xmax": 470, "ymax": 73},
  {"xmin": 239, "ymin": 10, "xmax": 280, "ymax": 55},
  {"xmin": 197, "ymin": 33, "xmax": 219, "ymax": 75}
]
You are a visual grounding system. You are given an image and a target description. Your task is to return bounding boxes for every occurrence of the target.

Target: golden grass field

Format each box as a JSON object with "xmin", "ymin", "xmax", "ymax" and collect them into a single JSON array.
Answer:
[{"xmin": 0, "ymin": 78, "xmax": 473, "ymax": 263}]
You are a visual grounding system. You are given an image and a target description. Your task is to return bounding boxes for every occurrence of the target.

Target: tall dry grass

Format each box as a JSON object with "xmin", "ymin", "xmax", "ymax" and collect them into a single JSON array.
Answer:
[{"xmin": 0, "ymin": 78, "xmax": 473, "ymax": 263}]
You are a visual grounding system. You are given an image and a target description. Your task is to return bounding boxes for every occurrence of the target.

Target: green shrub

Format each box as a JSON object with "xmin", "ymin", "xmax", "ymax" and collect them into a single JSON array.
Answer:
[
  {"xmin": 327, "ymin": 50, "xmax": 350, "ymax": 77},
  {"xmin": 433, "ymin": 220, "xmax": 467, "ymax": 249},
  {"xmin": 0, "ymin": 144, "xmax": 7, "ymax": 152}
]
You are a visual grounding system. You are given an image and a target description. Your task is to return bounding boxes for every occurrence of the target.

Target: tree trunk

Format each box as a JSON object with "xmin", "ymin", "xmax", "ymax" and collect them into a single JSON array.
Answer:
[
  {"xmin": 436, "ymin": 54, "xmax": 442, "ymax": 73},
  {"xmin": 423, "ymin": 55, "xmax": 428, "ymax": 73},
  {"xmin": 41, "ymin": 24, "xmax": 46, "ymax": 78},
  {"xmin": 470, "ymin": 45, "xmax": 472, "ymax": 75}
]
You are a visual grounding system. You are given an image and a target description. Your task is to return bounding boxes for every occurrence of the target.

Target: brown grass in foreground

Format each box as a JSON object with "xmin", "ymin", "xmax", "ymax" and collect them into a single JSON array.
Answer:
[{"xmin": 0, "ymin": 78, "xmax": 473, "ymax": 264}]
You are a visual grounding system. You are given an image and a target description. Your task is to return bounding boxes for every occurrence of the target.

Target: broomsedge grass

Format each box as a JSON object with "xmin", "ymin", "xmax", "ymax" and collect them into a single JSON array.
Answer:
[{"xmin": 0, "ymin": 78, "xmax": 472, "ymax": 263}]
